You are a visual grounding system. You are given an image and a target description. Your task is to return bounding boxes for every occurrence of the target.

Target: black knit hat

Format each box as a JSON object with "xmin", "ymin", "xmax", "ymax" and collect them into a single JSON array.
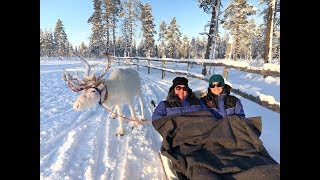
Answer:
[{"xmin": 172, "ymin": 77, "xmax": 188, "ymax": 87}]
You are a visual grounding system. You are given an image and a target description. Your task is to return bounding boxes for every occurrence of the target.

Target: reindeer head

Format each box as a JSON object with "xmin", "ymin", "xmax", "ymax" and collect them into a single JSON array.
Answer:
[
  {"xmin": 72, "ymin": 81, "xmax": 106, "ymax": 110},
  {"xmin": 62, "ymin": 52, "xmax": 111, "ymax": 110}
]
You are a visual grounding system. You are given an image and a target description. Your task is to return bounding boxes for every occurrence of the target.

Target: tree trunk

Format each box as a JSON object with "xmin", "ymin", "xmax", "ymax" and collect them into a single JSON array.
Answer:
[
  {"xmin": 113, "ymin": 15, "xmax": 116, "ymax": 57},
  {"xmin": 264, "ymin": 0, "xmax": 276, "ymax": 64},
  {"xmin": 204, "ymin": 0, "xmax": 220, "ymax": 59}
]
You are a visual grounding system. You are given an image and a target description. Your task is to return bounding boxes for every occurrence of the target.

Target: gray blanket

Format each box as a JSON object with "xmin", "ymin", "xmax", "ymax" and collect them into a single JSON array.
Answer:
[{"xmin": 152, "ymin": 111, "xmax": 280, "ymax": 180}]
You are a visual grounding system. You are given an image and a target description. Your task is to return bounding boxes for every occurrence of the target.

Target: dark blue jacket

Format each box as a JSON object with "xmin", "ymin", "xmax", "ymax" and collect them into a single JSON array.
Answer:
[
  {"xmin": 201, "ymin": 84, "xmax": 245, "ymax": 118},
  {"xmin": 152, "ymin": 86, "xmax": 220, "ymax": 120}
]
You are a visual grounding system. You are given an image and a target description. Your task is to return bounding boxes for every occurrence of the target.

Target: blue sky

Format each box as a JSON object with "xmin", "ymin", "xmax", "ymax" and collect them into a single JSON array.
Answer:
[{"xmin": 40, "ymin": 0, "xmax": 265, "ymax": 47}]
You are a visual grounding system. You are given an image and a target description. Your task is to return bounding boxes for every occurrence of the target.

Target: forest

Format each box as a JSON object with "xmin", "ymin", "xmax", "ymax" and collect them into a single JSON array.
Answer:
[{"xmin": 40, "ymin": 0, "xmax": 280, "ymax": 64}]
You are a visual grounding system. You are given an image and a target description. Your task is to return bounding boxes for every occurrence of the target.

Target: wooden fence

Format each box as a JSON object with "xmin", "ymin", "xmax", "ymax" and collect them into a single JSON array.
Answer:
[{"xmin": 113, "ymin": 57, "xmax": 280, "ymax": 114}]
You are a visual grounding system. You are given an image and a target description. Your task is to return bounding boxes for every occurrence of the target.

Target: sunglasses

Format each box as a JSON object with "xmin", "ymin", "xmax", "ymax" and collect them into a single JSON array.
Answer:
[
  {"xmin": 209, "ymin": 83, "xmax": 223, "ymax": 88},
  {"xmin": 175, "ymin": 86, "xmax": 188, "ymax": 91}
]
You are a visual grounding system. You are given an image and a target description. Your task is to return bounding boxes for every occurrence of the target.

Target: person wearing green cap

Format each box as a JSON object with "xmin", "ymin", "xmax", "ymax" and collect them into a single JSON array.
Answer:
[
  {"xmin": 201, "ymin": 74, "xmax": 245, "ymax": 118},
  {"xmin": 152, "ymin": 76, "xmax": 221, "ymax": 120}
]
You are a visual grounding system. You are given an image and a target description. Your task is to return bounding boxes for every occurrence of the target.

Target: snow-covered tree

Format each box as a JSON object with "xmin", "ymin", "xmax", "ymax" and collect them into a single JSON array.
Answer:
[
  {"xmin": 166, "ymin": 17, "xmax": 182, "ymax": 58},
  {"xmin": 215, "ymin": 33, "xmax": 227, "ymax": 59},
  {"xmin": 222, "ymin": 0, "xmax": 257, "ymax": 61},
  {"xmin": 40, "ymin": 29, "xmax": 44, "ymax": 57},
  {"xmin": 140, "ymin": 3, "xmax": 156, "ymax": 58},
  {"xmin": 78, "ymin": 42, "xmax": 89, "ymax": 57},
  {"xmin": 237, "ymin": 19, "xmax": 258, "ymax": 60},
  {"xmin": 121, "ymin": 0, "xmax": 141, "ymax": 57},
  {"xmin": 259, "ymin": 0, "xmax": 279, "ymax": 63},
  {"xmin": 180, "ymin": 35, "xmax": 190, "ymax": 58},
  {"xmin": 115, "ymin": 36, "xmax": 125, "ymax": 56},
  {"xmin": 190, "ymin": 36, "xmax": 206, "ymax": 59},
  {"xmin": 102, "ymin": 0, "xmax": 122, "ymax": 55},
  {"xmin": 261, "ymin": 0, "xmax": 276, "ymax": 63},
  {"xmin": 198, "ymin": 0, "xmax": 222, "ymax": 59},
  {"xmin": 53, "ymin": 19, "xmax": 69, "ymax": 58},
  {"xmin": 250, "ymin": 25, "xmax": 264, "ymax": 59},
  {"xmin": 87, "ymin": 0, "xmax": 105, "ymax": 58},
  {"xmin": 158, "ymin": 21, "xmax": 167, "ymax": 58},
  {"xmin": 40, "ymin": 28, "xmax": 54, "ymax": 57},
  {"xmin": 121, "ymin": 19, "xmax": 131, "ymax": 57}
]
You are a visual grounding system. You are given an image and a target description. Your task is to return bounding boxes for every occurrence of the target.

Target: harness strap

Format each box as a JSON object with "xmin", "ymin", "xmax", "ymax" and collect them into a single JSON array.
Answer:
[
  {"xmin": 97, "ymin": 85, "xmax": 108, "ymax": 105},
  {"xmin": 94, "ymin": 85, "xmax": 151, "ymax": 124},
  {"xmin": 99, "ymin": 104, "xmax": 152, "ymax": 124}
]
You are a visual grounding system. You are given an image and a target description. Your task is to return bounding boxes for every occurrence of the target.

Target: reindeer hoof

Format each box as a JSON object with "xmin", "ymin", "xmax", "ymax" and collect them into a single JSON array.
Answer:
[
  {"xmin": 116, "ymin": 132, "xmax": 124, "ymax": 137},
  {"xmin": 116, "ymin": 129, "xmax": 124, "ymax": 136}
]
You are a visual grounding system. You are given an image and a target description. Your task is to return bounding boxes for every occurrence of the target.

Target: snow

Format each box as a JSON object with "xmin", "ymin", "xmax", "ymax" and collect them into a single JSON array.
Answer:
[{"xmin": 40, "ymin": 57, "xmax": 280, "ymax": 179}]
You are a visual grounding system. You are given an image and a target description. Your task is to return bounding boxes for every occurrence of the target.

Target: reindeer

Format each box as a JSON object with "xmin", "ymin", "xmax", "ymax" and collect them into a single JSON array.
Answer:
[{"xmin": 62, "ymin": 52, "xmax": 145, "ymax": 136}]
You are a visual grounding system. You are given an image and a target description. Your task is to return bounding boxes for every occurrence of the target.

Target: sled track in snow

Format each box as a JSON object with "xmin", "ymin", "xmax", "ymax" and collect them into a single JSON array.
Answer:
[
  {"xmin": 40, "ymin": 110, "xmax": 101, "ymax": 162},
  {"xmin": 41, "ymin": 67, "xmax": 172, "ymax": 179},
  {"xmin": 40, "ymin": 109, "xmax": 109, "ymax": 177}
]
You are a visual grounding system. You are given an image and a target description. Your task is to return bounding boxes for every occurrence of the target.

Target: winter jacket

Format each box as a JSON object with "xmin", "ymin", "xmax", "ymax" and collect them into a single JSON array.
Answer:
[
  {"xmin": 152, "ymin": 86, "xmax": 220, "ymax": 120},
  {"xmin": 201, "ymin": 84, "xmax": 245, "ymax": 119}
]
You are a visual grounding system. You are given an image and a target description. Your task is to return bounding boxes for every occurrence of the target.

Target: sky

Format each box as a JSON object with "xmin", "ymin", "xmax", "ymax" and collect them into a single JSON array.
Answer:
[
  {"xmin": 40, "ymin": 0, "xmax": 265, "ymax": 47},
  {"xmin": 40, "ymin": 57, "xmax": 280, "ymax": 179}
]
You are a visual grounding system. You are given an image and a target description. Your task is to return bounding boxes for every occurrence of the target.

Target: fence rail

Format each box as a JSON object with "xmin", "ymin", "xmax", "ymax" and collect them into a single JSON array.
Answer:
[
  {"xmin": 117, "ymin": 57, "xmax": 280, "ymax": 77},
  {"xmin": 113, "ymin": 57, "xmax": 280, "ymax": 114}
]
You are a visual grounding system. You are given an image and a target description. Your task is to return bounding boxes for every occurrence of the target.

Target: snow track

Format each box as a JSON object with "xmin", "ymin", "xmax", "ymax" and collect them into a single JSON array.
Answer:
[{"xmin": 40, "ymin": 65, "xmax": 169, "ymax": 179}]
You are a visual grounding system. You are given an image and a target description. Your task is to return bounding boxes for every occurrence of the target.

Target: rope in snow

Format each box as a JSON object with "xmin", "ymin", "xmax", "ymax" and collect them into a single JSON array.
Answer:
[{"xmin": 100, "ymin": 104, "xmax": 153, "ymax": 124}]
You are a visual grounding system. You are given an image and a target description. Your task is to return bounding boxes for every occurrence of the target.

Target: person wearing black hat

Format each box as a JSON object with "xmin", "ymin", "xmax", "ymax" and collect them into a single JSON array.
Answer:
[
  {"xmin": 152, "ymin": 77, "xmax": 219, "ymax": 120},
  {"xmin": 201, "ymin": 74, "xmax": 245, "ymax": 118}
]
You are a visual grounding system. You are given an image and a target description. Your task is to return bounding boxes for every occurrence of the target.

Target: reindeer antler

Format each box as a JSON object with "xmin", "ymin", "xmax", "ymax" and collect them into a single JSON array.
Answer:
[
  {"xmin": 97, "ymin": 52, "xmax": 111, "ymax": 82},
  {"xmin": 62, "ymin": 70, "xmax": 91, "ymax": 92},
  {"xmin": 72, "ymin": 51, "xmax": 97, "ymax": 81},
  {"xmin": 62, "ymin": 50, "xmax": 112, "ymax": 92}
]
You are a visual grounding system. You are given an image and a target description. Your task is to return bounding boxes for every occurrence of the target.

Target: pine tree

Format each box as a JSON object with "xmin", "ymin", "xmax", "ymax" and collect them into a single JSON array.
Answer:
[
  {"xmin": 140, "ymin": 3, "xmax": 156, "ymax": 58},
  {"xmin": 222, "ymin": 0, "xmax": 257, "ymax": 61},
  {"xmin": 88, "ymin": 0, "xmax": 104, "ymax": 58},
  {"xmin": 102, "ymin": 0, "xmax": 122, "ymax": 55},
  {"xmin": 53, "ymin": 19, "xmax": 69, "ymax": 58},
  {"xmin": 158, "ymin": 21, "xmax": 167, "ymax": 58},
  {"xmin": 166, "ymin": 17, "xmax": 182, "ymax": 59},
  {"xmin": 259, "ymin": 0, "xmax": 279, "ymax": 63},
  {"xmin": 180, "ymin": 36, "xmax": 190, "ymax": 58},
  {"xmin": 122, "ymin": 0, "xmax": 141, "ymax": 57}
]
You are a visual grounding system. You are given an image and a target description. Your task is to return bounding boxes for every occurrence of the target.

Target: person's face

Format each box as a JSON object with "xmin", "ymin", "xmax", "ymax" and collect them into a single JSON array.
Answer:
[
  {"xmin": 209, "ymin": 82, "xmax": 224, "ymax": 95},
  {"xmin": 174, "ymin": 85, "xmax": 188, "ymax": 100}
]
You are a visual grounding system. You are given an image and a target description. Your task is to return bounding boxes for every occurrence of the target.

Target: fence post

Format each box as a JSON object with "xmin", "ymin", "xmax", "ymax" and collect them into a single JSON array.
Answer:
[
  {"xmin": 136, "ymin": 57, "xmax": 139, "ymax": 70},
  {"xmin": 223, "ymin": 66, "xmax": 229, "ymax": 80},
  {"xmin": 202, "ymin": 65, "xmax": 207, "ymax": 76},
  {"xmin": 187, "ymin": 62, "xmax": 191, "ymax": 78},
  {"xmin": 147, "ymin": 57, "xmax": 150, "ymax": 74},
  {"xmin": 162, "ymin": 58, "xmax": 165, "ymax": 79}
]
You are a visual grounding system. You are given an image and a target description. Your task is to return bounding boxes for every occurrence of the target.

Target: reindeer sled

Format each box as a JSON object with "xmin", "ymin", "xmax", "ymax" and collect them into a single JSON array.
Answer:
[
  {"xmin": 152, "ymin": 110, "xmax": 280, "ymax": 180},
  {"xmin": 62, "ymin": 52, "xmax": 145, "ymax": 136}
]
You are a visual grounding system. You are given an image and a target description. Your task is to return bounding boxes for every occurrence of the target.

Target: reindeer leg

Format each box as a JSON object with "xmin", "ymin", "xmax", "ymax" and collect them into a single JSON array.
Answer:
[
  {"xmin": 115, "ymin": 105, "xmax": 124, "ymax": 137},
  {"xmin": 110, "ymin": 106, "xmax": 117, "ymax": 119},
  {"xmin": 128, "ymin": 101, "xmax": 139, "ymax": 127},
  {"xmin": 138, "ymin": 93, "xmax": 145, "ymax": 120}
]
